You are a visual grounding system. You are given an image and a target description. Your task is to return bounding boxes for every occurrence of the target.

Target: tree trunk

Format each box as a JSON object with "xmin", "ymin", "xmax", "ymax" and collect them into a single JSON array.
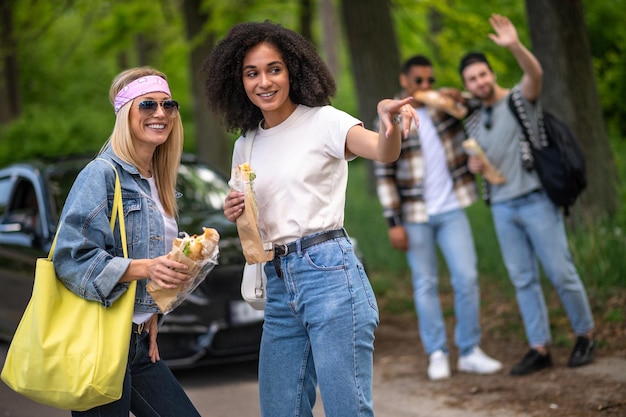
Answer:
[
  {"xmin": 340, "ymin": 0, "xmax": 400, "ymax": 195},
  {"xmin": 525, "ymin": 0, "xmax": 619, "ymax": 220},
  {"xmin": 182, "ymin": 0, "xmax": 230, "ymax": 176},
  {"xmin": 299, "ymin": 0, "xmax": 314, "ymax": 41},
  {"xmin": 340, "ymin": 0, "xmax": 400, "ymax": 130},
  {"xmin": 320, "ymin": 0, "xmax": 340, "ymax": 78},
  {"xmin": 0, "ymin": 0, "xmax": 22, "ymax": 124}
]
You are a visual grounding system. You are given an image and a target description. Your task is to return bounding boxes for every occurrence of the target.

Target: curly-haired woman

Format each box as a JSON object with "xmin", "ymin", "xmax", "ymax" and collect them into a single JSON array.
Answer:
[{"xmin": 203, "ymin": 21, "xmax": 418, "ymax": 417}]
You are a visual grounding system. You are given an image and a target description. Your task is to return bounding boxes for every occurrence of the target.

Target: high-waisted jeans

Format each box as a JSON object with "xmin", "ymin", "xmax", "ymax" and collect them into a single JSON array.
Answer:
[{"xmin": 259, "ymin": 233, "xmax": 379, "ymax": 417}]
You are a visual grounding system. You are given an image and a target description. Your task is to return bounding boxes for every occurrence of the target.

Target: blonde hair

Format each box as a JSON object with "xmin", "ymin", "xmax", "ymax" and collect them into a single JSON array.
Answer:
[{"xmin": 101, "ymin": 67, "xmax": 183, "ymax": 217}]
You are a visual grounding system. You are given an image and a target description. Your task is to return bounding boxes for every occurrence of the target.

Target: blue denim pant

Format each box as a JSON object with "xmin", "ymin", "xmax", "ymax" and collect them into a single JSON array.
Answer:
[
  {"xmin": 491, "ymin": 190, "xmax": 594, "ymax": 346},
  {"xmin": 259, "ymin": 234, "xmax": 379, "ymax": 417},
  {"xmin": 404, "ymin": 208, "xmax": 481, "ymax": 356},
  {"xmin": 71, "ymin": 330, "xmax": 200, "ymax": 417}
]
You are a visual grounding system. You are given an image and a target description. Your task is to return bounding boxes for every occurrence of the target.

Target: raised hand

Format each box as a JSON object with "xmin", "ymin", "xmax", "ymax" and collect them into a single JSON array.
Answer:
[{"xmin": 488, "ymin": 14, "xmax": 519, "ymax": 48}]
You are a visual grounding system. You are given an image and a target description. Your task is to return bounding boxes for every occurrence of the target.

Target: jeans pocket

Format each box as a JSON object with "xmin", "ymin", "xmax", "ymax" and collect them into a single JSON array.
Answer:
[{"xmin": 303, "ymin": 240, "xmax": 345, "ymax": 271}]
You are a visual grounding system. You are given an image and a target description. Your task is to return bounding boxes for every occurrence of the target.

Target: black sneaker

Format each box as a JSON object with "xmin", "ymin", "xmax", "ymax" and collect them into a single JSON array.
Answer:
[
  {"xmin": 568, "ymin": 336, "xmax": 594, "ymax": 367},
  {"xmin": 509, "ymin": 349, "xmax": 552, "ymax": 376}
]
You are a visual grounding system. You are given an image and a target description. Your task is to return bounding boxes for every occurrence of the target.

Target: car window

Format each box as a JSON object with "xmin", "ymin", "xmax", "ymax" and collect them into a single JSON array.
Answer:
[
  {"xmin": 37, "ymin": 159, "xmax": 229, "ymax": 224},
  {"xmin": 3, "ymin": 179, "xmax": 40, "ymax": 234},
  {"xmin": 45, "ymin": 165, "xmax": 83, "ymax": 224},
  {"xmin": 177, "ymin": 163, "xmax": 229, "ymax": 213},
  {"xmin": 0, "ymin": 177, "xmax": 11, "ymax": 217}
]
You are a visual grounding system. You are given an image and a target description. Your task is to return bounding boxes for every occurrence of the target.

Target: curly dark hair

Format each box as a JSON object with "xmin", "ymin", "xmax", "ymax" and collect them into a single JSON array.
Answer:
[{"xmin": 202, "ymin": 21, "xmax": 336, "ymax": 134}]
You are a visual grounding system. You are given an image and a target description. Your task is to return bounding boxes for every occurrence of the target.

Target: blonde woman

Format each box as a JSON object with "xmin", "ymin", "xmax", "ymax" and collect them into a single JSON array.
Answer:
[{"xmin": 54, "ymin": 67, "xmax": 200, "ymax": 416}]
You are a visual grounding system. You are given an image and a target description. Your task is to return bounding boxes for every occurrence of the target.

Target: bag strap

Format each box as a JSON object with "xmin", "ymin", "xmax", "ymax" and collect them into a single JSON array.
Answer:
[
  {"xmin": 47, "ymin": 223, "xmax": 62, "ymax": 261},
  {"xmin": 508, "ymin": 86, "xmax": 549, "ymax": 149},
  {"xmin": 48, "ymin": 159, "xmax": 127, "ymax": 261},
  {"xmin": 106, "ymin": 161, "xmax": 128, "ymax": 258},
  {"xmin": 244, "ymin": 129, "xmax": 257, "ymax": 162},
  {"xmin": 507, "ymin": 87, "xmax": 537, "ymax": 170},
  {"xmin": 255, "ymin": 263, "xmax": 264, "ymax": 298},
  {"xmin": 97, "ymin": 158, "xmax": 128, "ymax": 258}
]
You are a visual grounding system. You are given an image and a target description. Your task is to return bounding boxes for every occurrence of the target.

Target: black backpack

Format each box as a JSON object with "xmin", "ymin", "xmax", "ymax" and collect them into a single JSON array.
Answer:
[{"xmin": 508, "ymin": 88, "xmax": 587, "ymax": 215}]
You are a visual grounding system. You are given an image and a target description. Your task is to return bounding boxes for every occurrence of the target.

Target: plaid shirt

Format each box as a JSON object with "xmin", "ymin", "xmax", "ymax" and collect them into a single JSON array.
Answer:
[{"xmin": 374, "ymin": 107, "xmax": 477, "ymax": 227}]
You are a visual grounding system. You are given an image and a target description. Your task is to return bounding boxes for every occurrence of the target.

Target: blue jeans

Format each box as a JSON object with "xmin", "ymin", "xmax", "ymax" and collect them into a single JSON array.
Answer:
[
  {"xmin": 259, "ymin": 234, "xmax": 379, "ymax": 417},
  {"xmin": 72, "ymin": 330, "xmax": 200, "ymax": 417},
  {"xmin": 404, "ymin": 208, "xmax": 481, "ymax": 356},
  {"xmin": 491, "ymin": 190, "xmax": 594, "ymax": 347}
]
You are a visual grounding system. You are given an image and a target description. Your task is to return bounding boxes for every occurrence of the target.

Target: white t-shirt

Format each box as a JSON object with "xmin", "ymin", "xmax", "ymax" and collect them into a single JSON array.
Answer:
[
  {"xmin": 147, "ymin": 176, "xmax": 178, "ymax": 247},
  {"xmin": 416, "ymin": 108, "xmax": 459, "ymax": 215},
  {"xmin": 230, "ymin": 105, "xmax": 361, "ymax": 245}
]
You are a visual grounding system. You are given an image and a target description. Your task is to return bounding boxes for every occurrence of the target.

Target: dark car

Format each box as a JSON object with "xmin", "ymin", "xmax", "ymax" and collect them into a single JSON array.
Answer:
[{"xmin": 0, "ymin": 154, "xmax": 263, "ymax": 369}]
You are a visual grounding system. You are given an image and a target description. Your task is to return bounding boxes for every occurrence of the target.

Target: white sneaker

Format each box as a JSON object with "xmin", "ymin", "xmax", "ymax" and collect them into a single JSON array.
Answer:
[
  {"xmin": 458, "ymin": 347, "xmax": 503, "ymax": 374},
  {"xmin": 428, "ymin": 350, "xmax": 451, "ymax": 380}
]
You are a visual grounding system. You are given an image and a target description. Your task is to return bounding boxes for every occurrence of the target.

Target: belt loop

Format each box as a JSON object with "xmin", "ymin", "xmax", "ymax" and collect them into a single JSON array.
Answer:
[{"xmin": 296, "ymin": 239, "xmax": 303, "ymax": 256}]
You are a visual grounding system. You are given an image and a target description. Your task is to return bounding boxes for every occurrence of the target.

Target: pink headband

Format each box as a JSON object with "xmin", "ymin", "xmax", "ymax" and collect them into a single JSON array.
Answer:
[{"xmin": 114, "ymin": 75, "xmax": 171, "ymax": 114}]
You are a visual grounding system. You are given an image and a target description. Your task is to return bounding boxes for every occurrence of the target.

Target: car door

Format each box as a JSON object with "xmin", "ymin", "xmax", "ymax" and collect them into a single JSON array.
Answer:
[{"xmin": 0, "ymin": 169, "xmax": 48, "ymax": 340}]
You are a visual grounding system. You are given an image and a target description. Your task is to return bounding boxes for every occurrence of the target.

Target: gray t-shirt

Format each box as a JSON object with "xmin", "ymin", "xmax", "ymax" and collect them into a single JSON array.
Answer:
[{"xmin": 476, "ymin": 87, "xmax": 541, "ymax": 203}]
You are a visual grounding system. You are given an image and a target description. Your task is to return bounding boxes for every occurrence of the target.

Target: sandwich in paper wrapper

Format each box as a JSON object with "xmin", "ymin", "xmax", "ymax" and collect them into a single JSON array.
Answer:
[
  {"xmin": 147, "ymin": 227, "xmax": 220, "ymax": 314},
  {"xmin": 228, "ymin": 163, "xmax": 274, "ymax": 264},
  {"xmin": 462, "ymin": 138, "xmax": 506, "ymax": 185},
  {"xmin": 413, "ymin": 90, "xmax": 468, "ymax": 120}
]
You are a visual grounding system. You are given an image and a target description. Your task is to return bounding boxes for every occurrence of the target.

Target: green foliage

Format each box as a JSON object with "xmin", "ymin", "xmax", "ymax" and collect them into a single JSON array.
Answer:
[
  {"xmin": 566, "ymin": 137, "xmax": 626, "ymax": 293},
  {"xmin": 0, "ymin": 104, "xmax": 109, "ymax": 159},
  {"xmin": 392, "ymin": 0, "xmax": 527, "ymax": 90},
  {"xmin": 583, "ymin": 0, "xmax": 626, "ymax": 137},
  {"xmin": 203, "ymin": 0, "xmax": 299, "ymax": 35},
  {"xmin": 0, "ymin": 0, "xmax": 191, "ymax": 167}
]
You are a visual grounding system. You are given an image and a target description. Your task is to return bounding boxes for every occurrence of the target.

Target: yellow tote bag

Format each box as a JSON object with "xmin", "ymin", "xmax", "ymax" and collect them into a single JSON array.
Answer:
[{"xmin": 1, "ymin": 162, "xmax": 136, "ymax": 411}]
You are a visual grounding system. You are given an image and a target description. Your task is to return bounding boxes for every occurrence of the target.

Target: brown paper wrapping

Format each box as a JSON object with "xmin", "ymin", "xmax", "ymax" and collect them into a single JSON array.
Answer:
[
  {"xmin": 462, "ymin": 138, "xmax": 506, "ymax": 185},
  {"xmin": 146, "ymin": 232, "xmax": 219, "ymax": 314},
  {"xmin": 235, "ymin": 169, "xmax": 274, "ymax": 264},
  {"xmin": 413, "ymin": 90, "xmax": 468, "ymax": 120}
]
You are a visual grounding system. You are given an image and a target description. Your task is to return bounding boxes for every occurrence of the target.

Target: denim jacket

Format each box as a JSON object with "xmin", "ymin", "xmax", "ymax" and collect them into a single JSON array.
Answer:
[{"xmin": 53, "ymin": 147, "xmax": 172, "ymax": 312}]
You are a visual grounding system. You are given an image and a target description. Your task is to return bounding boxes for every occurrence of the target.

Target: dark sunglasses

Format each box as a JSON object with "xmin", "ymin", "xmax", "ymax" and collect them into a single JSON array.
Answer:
[
  {"xmin": 415, "ymin": 77, "xmax": 436, "ymax": 85},
  {"xmin": 136, "ymin": 100, "xmax": 180, "ymax": 117},
  {"xmin": 483, "ymin": 106, "xmax": 493, "ymax": 129}
]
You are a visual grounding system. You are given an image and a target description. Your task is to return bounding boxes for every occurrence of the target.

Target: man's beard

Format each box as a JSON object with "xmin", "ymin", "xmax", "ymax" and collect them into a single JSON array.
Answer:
[{"xmin": 476, "ymin": 84, "xmax": 496, "ymax": 102}]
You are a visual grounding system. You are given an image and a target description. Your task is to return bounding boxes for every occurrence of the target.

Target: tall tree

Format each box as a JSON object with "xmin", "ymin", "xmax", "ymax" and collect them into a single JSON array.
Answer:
[
  {"xmin": 0, "ymin": 0, "xmax": 22, "ymax": 124},
  {"xmin": 299, "ymin": 0, "xmax": 313, "ymax": 41},
  {"xmin": 340, "ymin": 0, "xmax": 400, "ymax": 130},
  {"xmin": 320, "ymin": 0, "xmax": 340, "ymax": 78},
  {"xmin": 525, "ymin": 0, "xmax": 619, "ymax": 219},
  {"xmin": 182, "ymin": 0, "xmax": 230, "ymax": 175},
  {"xmin": 340, "ymin": 0, "xmax": 400, "ymax": 195}
]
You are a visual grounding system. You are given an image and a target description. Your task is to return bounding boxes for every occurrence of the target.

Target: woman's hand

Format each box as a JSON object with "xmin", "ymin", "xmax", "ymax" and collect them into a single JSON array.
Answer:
[
  {"xmin": 144, "ymin": 256, "xmax": 191, "ymax": 289},
  {"xmin": 377, "ymin": 97, "xmax": 419, "ymax": 139},
  {"xmin": 146, "ymin": 314, "xmax": 160, "ymax": 363},
  {"xmin": 223, "ymin": 190, "xmax": 244, "ymax": 223}
]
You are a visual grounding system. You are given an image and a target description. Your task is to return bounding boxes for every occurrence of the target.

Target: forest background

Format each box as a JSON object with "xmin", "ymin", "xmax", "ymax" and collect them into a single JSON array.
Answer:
[{"xmin": 0, "ymin": 0, "xmax": 624, "ymax": 343}]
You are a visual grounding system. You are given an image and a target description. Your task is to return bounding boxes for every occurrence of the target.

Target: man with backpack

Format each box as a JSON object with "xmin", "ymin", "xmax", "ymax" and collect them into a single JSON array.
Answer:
[{"xmin": 460, "ymin": 14, "xmax": 595, "ymax": 376}]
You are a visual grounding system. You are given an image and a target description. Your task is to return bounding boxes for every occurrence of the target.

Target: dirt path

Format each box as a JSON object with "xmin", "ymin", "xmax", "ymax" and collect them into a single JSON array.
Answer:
[{"xmin": 372, "ymin": 313, "xmax": 626, "ymax": 417}]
